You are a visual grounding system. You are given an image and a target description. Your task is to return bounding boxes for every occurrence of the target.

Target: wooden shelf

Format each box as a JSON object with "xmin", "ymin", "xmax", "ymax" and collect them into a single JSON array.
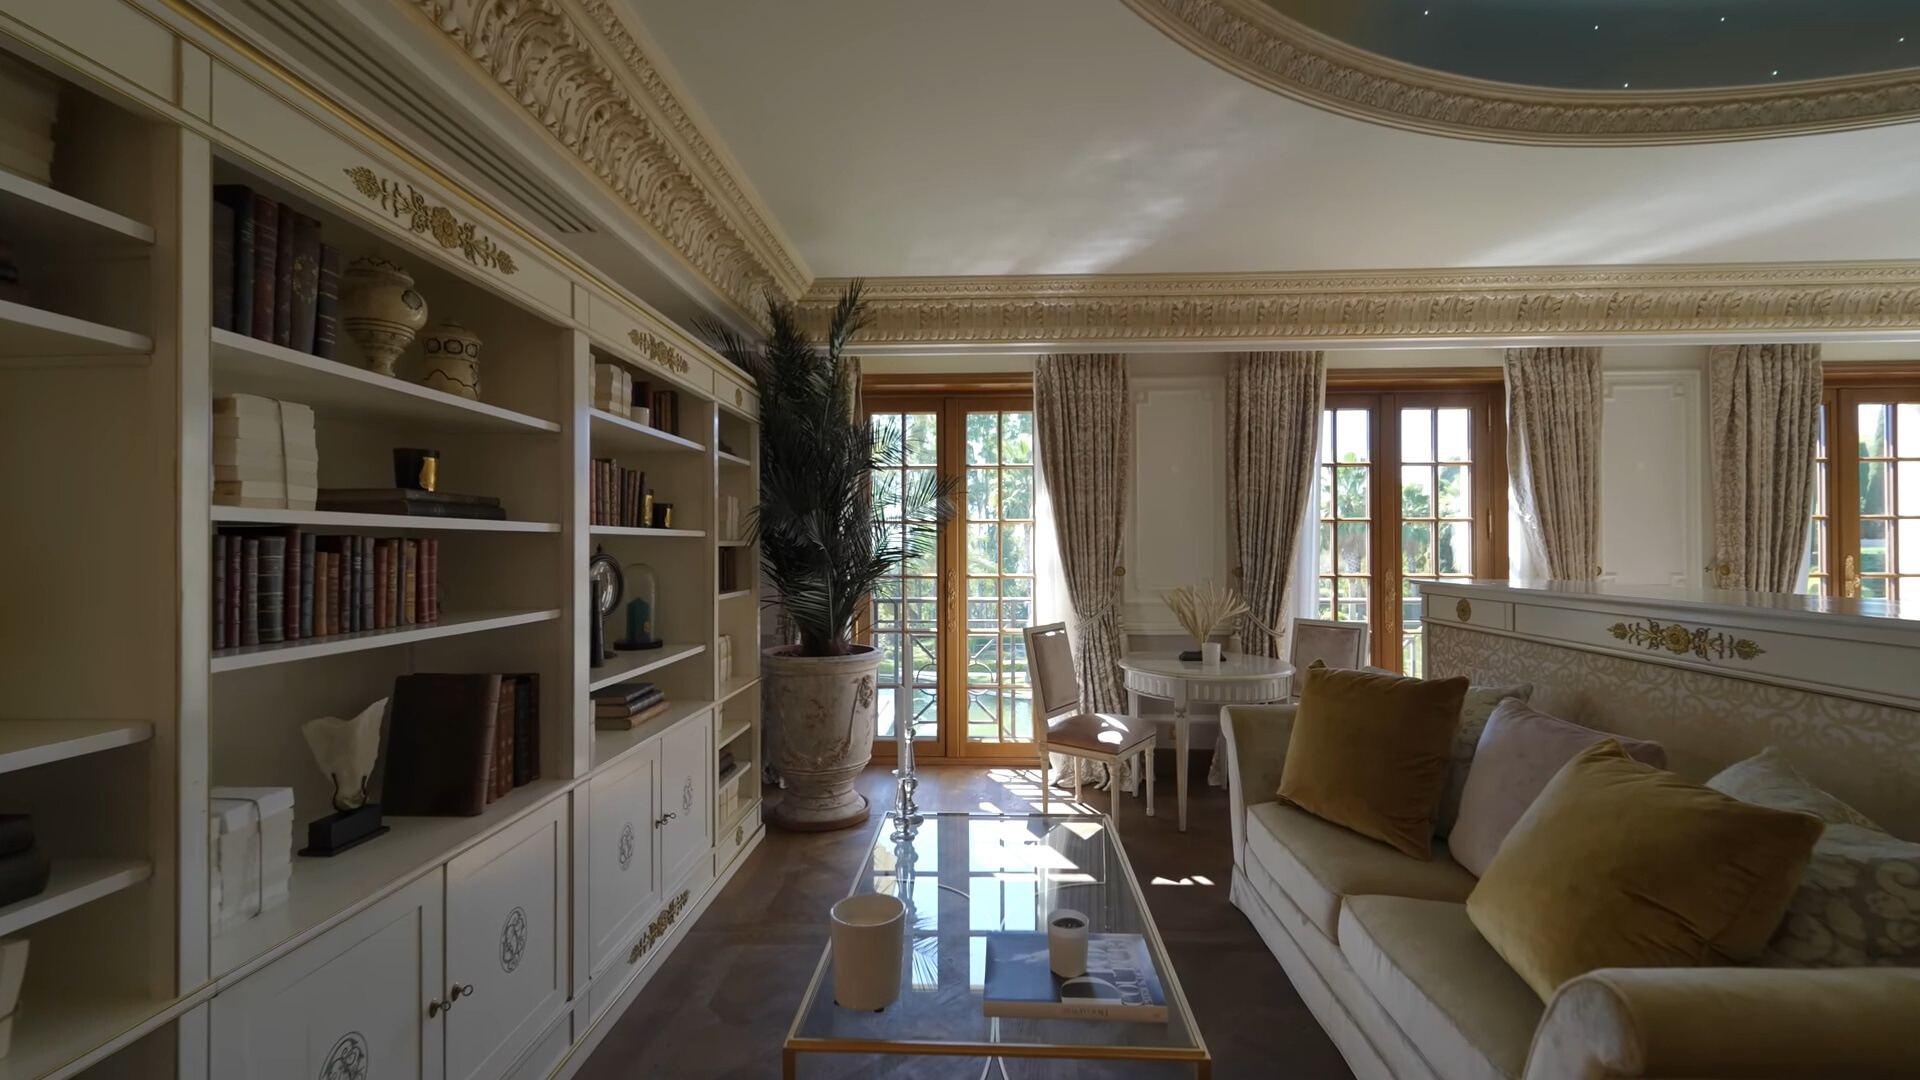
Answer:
[
  {"xmin": 588, "ymin": 641, "xmax": 706, "ymax": 692},
  {"xmin": 589, "ymin": 525, "xmax": 705, "ymax": 539},
  {"xmin": 211, "ymin": 609, "xmax": 561, "ymax": 673},
  {"xmin": 719, "ymin": 675, "xmax": 760, "ymax": 704},
  {"xmin": 0, "ymin": 858, "xmax": 151, "ymax": 938},
  {"xmin": 717, "ymin": 450, "xmax": 751, "ymax": 468},
  {"xmin": 717, "ymin": 716, "xmax": 752, "ymax": 749},
  {"xmin": 212, "ymin": 781, "xmax": 569, "ymax": 981},
  {"xmin": 720, "ymin": 793, "xmax": 761, "ymax": 840},
  {"xmin": 210, "ymin": 329, "xmax": 560, "ymax": 434},
  {"xmin": 0, "ymin": 720, "xmax": 151, "ymax": 776},
  {"xmin": 0, "ymin": 299, "xmax": 149, "ymax": 359},
  {"xmin": 715, "ymin": 760, "xmax": 744, "ymax": 788},
  {"xmin": 212, "ymin": 506, "xmax": 561, "ymax": 534},
  {"xmin": 717, "ymin": 539, "xmax": 751, "ymax": 549},
  {"xmin": 589, "ymin": 409, "xmax": 704, "ymax": 454},
  {"xmin": 591, "ymin": 699, "xmax": 713, "ymax": 772},
  {"xmin": 0, "ymin": 991, "xmax": 177, "ymax": 1080},
  {"xmin": 0, "ymin": 170, "xmax": 154, "ymax": 250},
  {"xmin": 717, "ymin": 588, "xmax": 753, "ymax": 601}
]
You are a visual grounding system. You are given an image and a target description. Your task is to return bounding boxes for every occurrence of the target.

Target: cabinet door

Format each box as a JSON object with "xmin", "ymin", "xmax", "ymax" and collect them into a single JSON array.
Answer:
[
  {"xmin": 585, "ymin": 742, "xmax": 659, "ymax": 974},
  {"xmin": 444, "ymin": 797, "xmax": 568, "ymax": 1080},
  {"xmin": 211, "ymin": 873, "xmax": 444, "ymax": 1080},
  {"xmin": 657, "ymin": 711, "xmax": 712, "ymax": 889}
]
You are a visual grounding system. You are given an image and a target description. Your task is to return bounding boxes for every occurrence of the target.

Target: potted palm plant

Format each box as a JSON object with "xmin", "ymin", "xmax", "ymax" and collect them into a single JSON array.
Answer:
[{"xmin": 705, "ymin": 281, "xmax": 954, "ymax": 830}]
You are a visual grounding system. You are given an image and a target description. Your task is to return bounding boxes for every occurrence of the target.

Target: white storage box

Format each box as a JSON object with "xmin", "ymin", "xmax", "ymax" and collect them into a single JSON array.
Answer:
[{"xmin": 209, "ymin": 786, "xmax": 294, "ymax": 928}]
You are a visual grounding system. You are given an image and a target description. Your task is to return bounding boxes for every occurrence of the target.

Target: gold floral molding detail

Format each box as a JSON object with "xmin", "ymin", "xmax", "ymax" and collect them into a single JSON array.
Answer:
[
  {"xmin": 627, "ymin": 888, "xmax": 690, "ymax": 965},
  {"xmin": 1608, "ymin": 619, "xmax": 1766, "ymax": 662},
  {"xmin": 1122, "ymin": 0, "xmax": 1920, "ymax": 146},
  {"xmin": 629, "ymin": 329, "xmax": 690, "ymax": 375},
  {"xmin": 345, "ymin": 166, "xmax": 517, "ymax": 275},
  {"xmin": 408, "ymin": 0, "xmax": 806, "ymax": 315},
  {"xmin": 797, "ymin": 263, "xmax": 1920, "ymax": 347}
]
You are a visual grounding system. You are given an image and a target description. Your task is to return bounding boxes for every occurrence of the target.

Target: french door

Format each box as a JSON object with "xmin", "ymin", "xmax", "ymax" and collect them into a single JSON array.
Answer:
[
  {"xmin": 1810, "ymin": 378, "xmax": 1920, "ymax": 600},
  {"xmin": 866, "ymin": 388, "xmax": 1038, "ymax": 761},
  {"xmin": 1313, "ymin": 384, "xmax": 1508, "ymax": 674}
]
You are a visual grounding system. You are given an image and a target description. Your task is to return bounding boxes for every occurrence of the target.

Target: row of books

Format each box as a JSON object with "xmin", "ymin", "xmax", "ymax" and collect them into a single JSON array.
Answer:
[
  {"xmin": 212, "ymin": 529, "xmax": 440, "ymax": 649},
  {"xmin": 591, "ymin": 681, "xmax": 671, "ymax": 730},
  {"xmin": 212, "ymin": 183, "xmax": 342, "ymax": 359},
  {"xmin": 385, "ymin": 673, "xmax": 540, "ymax": 816},
  {"xmin": 718, "ymin": 547, "xmax": 742, "ymax": 593},
  {"xmin": 589, "ymin": 459, "xmax": 659, "ymax": 528}
]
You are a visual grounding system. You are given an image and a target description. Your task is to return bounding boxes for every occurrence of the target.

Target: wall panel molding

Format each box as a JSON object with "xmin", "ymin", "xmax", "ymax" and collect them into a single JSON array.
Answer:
[
  {"xmin": 1599, "ymin": 369, "xmax": 1706, "ymax": 588},
  {"xmin": 1124, "ymin": 377, "xmax": 1229, "ymax": 631}
]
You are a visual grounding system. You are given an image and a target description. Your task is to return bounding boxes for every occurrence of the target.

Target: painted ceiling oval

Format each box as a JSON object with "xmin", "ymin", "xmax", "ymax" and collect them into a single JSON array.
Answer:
[{"xmin": 1123, "ymin": 0, "xmax": 1920, "ymax": 145}]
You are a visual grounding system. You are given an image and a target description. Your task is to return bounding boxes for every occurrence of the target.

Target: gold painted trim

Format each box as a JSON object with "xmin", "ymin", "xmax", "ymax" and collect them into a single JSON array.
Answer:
[
  {"xmin": 1455, "ymin": 599, "xmax": 1472, "ymax": 623},
  {"xmin": 627, "ymin": 888, "xmax": 690, "ymax": 965},
  {"xmin": 799, "ymin": 263, "xmax": 1920, "ymax": 347},
  {"xmin": 344, "ymin": 166, "xmax": 517, "ymax": 275},
  {"xmin": 1123, "ymin": 0, "xmax": 1920, "ymax": 146},
  {"xmin": 629, "ymin": 329, "xmax": 691, "ymax": 375},
  {"xmin": 1608, "ymin": 619, "xmax": 1766, "ymax": 662}
]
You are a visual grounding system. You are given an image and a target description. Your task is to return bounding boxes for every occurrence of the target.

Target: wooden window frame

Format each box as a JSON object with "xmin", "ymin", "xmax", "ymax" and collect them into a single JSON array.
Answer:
[{"xmin": 1816, "ymin": 364, "xmax": 1920, "ymax": 600}]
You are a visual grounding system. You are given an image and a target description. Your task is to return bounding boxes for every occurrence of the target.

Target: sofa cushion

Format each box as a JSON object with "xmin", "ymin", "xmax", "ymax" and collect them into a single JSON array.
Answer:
[
  {"xmin": 1279, "ymin": 665, "xmax": 1469, "ymax": 859},
  {"xmin": 1339, "ymin": 896, "xmax": 1542, "ymax": 1080},
  {"xmin": 1467, "ymin": 741, "xmax": 1826, "ymax": 1001},
  {"xmin": 1435, "ymin": 682, "xmax": 1533, "ymax": 838},
  {"xmin": 1449, "ymin": 699, "xmax": 1667, "ymax": 877},
  {"xmin": 1246, "ymin": 801, "xmax": 1477, "ymax": 942}
]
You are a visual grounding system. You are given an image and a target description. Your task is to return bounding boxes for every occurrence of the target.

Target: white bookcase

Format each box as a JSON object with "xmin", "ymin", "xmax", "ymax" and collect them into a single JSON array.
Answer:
[{"xmin": 0, "ymin": 4, "xmax": 764, "ymax": 1077}]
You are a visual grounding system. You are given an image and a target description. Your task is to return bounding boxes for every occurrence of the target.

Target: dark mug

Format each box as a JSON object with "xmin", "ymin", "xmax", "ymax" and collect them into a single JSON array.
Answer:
[{"xmin": 394, "ymin": 448, "xmax": 439, "ymax": 491}]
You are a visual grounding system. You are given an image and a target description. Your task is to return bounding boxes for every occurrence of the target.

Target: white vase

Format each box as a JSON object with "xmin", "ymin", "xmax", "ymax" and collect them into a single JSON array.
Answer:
[
  {"xmin": 830, "ymin": 893, "xmax": 904, "ymax": 1011},
  {"xmin": 339, "ymin": 257, "xmax": 427, "ymax": 377},
  {"xmin": 1202, "ymin": 642, "xmax": 1224, "ymax": 665},
  {"xmin": 764, "ymin": 644, "xmax": 881, "ymax": 831},
  {"xmin": 420, "ymin": 319, "xmax": 482, "ymax": 400}
]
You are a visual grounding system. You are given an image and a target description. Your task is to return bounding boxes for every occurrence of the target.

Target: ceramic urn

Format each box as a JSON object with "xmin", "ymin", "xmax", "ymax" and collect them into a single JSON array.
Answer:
[
  {"xmin": 339, "ymin": 257, "xmax": 428, "ymax": 377},
  {"xmin": 420, "ymin": 319, "xmax": 482, "ymax": 400}
]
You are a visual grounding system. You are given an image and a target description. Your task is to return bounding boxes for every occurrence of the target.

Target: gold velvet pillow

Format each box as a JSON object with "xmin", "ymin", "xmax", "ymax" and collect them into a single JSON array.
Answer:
[
  {"xmin": 1276, "ymin": 665, "xmax": 1468, "ymax": 860},
  {"xmin": 1467, "ymin": 741, "xmax": 1825, "ymax": 1001}
]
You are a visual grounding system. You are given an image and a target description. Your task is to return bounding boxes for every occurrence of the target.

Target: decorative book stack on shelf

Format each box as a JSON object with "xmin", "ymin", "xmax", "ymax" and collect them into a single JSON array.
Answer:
[
  {"xmin": 213, "ymin": 394, "xmax": 317, "ymax": 510},
  {"xmin": 590, "ymin": 460, "xmax": 653, "ymax": 528},
  {"xmin": 590, "ymin": 361, "xmax": 634, "ymax": 419},
  {"xmin": 383, "ymin": 673, "xmax": 540, "ymax": 816},
  {"xmin": 591, "ymin": 682, "xmax": 670, "ymax": 730},
  {"xmin": 211, "ymin": 183, "xmax": 340, "ymax": 358},
  {"xmin": 212, "ymin": 530, "xmax": 438, "ymax": 648}
]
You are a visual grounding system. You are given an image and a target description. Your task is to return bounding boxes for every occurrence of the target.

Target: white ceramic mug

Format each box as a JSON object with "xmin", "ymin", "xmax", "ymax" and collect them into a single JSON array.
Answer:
[
  {"xmin": 1201, "ymin": 642, "xmax": 1224, "ymax": 665},
  {"xmin": 831, "ymin": 893, "xmax": 905, "ymax": 1010},
  {"xmin": 1047, "ymin": 908, "xmax": 1089, "ymax": 978}
]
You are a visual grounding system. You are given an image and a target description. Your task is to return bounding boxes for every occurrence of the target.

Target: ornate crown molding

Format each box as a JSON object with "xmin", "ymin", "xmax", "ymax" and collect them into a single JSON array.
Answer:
[
  {"xmin": 798, "ymin": 264, "xmax": 1920, "ymax": 348},
  {"xmin": 408, "ymin": 0, "xmax": 808, "ymax": 316},
  {"xmin": 1122, "ymin": 0, "xmax": 1920, "ymax": 145}
]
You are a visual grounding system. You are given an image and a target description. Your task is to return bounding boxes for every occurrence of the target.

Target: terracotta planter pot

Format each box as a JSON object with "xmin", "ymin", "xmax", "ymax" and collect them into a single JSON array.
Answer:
[{"xmin": 764, "ymin": 644, "xmax": 880, "ymax": 831}]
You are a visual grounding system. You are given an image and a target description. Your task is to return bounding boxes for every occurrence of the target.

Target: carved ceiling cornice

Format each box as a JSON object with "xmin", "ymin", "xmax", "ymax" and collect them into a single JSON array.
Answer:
[
  {"xmin": 798, "ymin": 264, "xmax": 1920, "ymax": 349},
  {"xmin": 1122, "ymin": 0, "xmax": 1920, "ymax": 145},
  {"xmin": 408, "ymin": 0, "xmax": 808, "ymax": 317}
]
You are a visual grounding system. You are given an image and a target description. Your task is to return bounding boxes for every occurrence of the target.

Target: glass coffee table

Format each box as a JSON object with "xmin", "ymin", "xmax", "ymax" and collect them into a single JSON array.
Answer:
[{"xmin": 783, "ymin": 813, "xmax": 1210, "ymax": 1078}]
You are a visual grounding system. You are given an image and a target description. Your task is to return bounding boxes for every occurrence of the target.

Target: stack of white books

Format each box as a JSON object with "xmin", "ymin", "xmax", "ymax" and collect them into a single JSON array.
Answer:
[
  {"xmin": 213, "ymin": 394, "xmax": 317, "ymax": 509},
  {"xmin": 591, "ymin": 361, "xmax": 635, "ymax": 419},
  {"xmin": 0, "ymin": 52, "xmax": 58, "ymax": 184},
  {"xmin": 720, "ymin": 495, "xmax": 741, "ymax": 541},
  {"xmin": 718, "ymin": 633, "xmax": 734, "ymax": 681},
  {"xmin": 208, "ymin": 786, "xmax": 294, "ymax": 929}
]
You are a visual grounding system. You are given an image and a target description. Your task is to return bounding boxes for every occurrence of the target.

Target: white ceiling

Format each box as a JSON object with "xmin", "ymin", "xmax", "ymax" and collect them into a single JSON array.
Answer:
[{"xmin": 623, "ymin": 0, "xmax": 1920, "ymax": 278}]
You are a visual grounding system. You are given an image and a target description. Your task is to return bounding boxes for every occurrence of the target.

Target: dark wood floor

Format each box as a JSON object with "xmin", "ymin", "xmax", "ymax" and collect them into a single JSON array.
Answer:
[{"xmin": 574, "ymin": 763, "xmax": 1352, "ymax": 1080}]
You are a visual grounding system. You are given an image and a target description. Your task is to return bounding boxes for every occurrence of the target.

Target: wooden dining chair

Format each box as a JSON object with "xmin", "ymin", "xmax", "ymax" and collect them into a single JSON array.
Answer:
[{"xmin": 1022, "ymin": 622, "xmax": 1157, "ymax": 830}]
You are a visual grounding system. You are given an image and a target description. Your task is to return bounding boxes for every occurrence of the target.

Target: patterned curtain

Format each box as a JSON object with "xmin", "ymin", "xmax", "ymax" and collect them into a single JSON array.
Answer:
[
  {"xmin": 1505, "ymin": 348, "xmax": 1603, "ymax": 580},
  {"xmin": 1708, "ymin": 344, "xmax": 1822, "ymax": 592},
  {"xmin": 1228, "ymin": 352, "xmax": 1325, "ymax": 657},
  {"xmin": 1035, "ymin": 354, "xmax": 1131, "ymax": 717}
]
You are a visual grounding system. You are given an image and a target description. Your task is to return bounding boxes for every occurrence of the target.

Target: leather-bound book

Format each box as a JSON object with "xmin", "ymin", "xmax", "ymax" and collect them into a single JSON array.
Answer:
[
  {"xmin": 256, "ymin": 534, "xmax": 285, "ymax": 645},
  {"xmin": 282, "ymin": 527, "xmax": 301, "ymax": 643},
  {"xmin": 225, "ymin": 534, "xmax": 243, "ymax": 649},
  {"xmin": 249, "ymin": 197, "xmax": 277, "ymax": 343},
  {"xmin": 288, "ymin": 213, "xmax": 322, "ymax": 354},
  {"xmin": 382, "ymin": 673, "xmax": 502, "ymax": 816},
  {"xmin": 271, "ymin": 201, "xmax": 295, "ymax": 347},
  {"xmin": 298, "ymin": 531, "xmax": 316, "ymax": 639},
  {"xmin": 492, "ymin": 682, "xmax": 515, "ymax": 801},
  {"xmin": 213, "ymin": 184, "xmax": 255, "ymax": 337},
  {"xmin": 213, "ymin": 533, "xmax": 227, "ymax": 649},
  {"xmin": 313, "ymin": 244, "xmax": 342, "ymax": 359},
  {"xmin": 510, "ymin": 674, "xmax": 538, "ymax": 786},
  {"xmin": 211, "ymin": 199, "xmax": 235, "ymax": 332},
  {"xmin": 241, "ymin": 536, "xmax": 260, "ymax": 647}
]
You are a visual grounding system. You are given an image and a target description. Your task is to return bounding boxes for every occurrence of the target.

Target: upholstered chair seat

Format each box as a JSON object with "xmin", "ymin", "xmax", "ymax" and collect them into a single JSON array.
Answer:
[{"xmin": 1046, "ymin": 712, "xmax": 1156, "ymax": 755}]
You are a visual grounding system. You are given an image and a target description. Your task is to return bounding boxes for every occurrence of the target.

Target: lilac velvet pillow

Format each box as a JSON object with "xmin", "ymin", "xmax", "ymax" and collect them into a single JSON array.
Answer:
[{"xmin": 1450, "ymin": 699, "xmax": 1668, "ymax": 877}]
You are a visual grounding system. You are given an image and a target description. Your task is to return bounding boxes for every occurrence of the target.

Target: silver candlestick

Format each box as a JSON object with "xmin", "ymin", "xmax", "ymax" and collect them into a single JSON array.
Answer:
[{"xmin": 891, "ymin": 713, "xmax": 922, "ymax": 842}]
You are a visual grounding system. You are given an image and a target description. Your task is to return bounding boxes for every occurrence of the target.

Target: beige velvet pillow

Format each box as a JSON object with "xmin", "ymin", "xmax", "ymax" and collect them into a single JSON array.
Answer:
[
  {"xmin": 1468, "ymin": 741, "xmax": 1825, "ymax": 1001},
  {"xmin": 1434, "ymin": 682, "xmax": 1533, "ymax": 838},
  {"xmin": 1449, "ymin": 699, "xmax": 1667, "ymax": 876},
  {"xmin": 1277, "ymin": 665, "xmax": 1468, "ymax": 860}
]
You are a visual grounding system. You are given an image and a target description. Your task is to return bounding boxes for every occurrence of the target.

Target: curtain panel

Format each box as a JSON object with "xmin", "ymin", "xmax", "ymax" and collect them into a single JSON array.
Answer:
[
  {"xmin": 1505, "ymin": 347, "xmax": 1603, "ymax": 580},
  {"xmin": 1708, "ymin": 344, "xmax": 1823, "ymax": 592},
  {"xmin": 1034, "ymin": 353, "xmax": 1132, "ymax": 717},
  {"xmin": 1227, "ymin": 352, "xmax": 1325, "ymax": 657}
]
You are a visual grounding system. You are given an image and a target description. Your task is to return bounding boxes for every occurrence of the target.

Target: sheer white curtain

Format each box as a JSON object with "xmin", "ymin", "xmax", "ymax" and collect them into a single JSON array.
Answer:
[{"xmin": 1032, "ymin": 434, "xmax": 1071, "ymax": 631}]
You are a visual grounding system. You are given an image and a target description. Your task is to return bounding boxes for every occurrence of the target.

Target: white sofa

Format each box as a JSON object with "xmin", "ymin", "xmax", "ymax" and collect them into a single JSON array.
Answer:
[{"xmin": 1219, "ymin": 704, "xmax": 1920, "ymax": 1080}]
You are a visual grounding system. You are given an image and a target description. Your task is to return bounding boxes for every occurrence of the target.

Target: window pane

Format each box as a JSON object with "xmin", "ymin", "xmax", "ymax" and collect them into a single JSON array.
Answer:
[
  {"xmin": 1004, "ymin": 689, "xmax": 1032, "ymax": 740},
  {"xmin": 1001, "ymin": 412, "xmax": 1033, "ymax": 464},
  {"xmin": 1320, "ymin": 410, "xmax": 1335, "ymax": 464},
  {"xmin": 968, "ymin": 577, "xmax": 996, "ymax": 598},
  {"xmin": 1901, "ymin": 519, "xmax": 1920, "ymax": 574},
  {"xmin": 1335, "ymin": 409, "xmax": 1370, "ymax": 463},
  {"xmin": 872, "ymin": 414, "xmax": 903, "ymax": 459},
  {"xmin": 966, "ymin": 412, "xmax": 999, "ymax": 465},
  {"xmin": 968, "ymin": 600, "xmax": 998, "ymax": 632},
  {"xmin": 1316, "ymin": 576, "xmax": 1335, "ymax": 619},
  {"xmin": 1438, "ymin": 465, "xmax": 1472, "ymax": 520},
  {"xmin": 1002, "ymin": 577, "xmax": 1032, "ymax": 598},
  {"xmin": 906, "ymin": 600, "xmax": 937, "ymax": 626},
  {"xmin": 1001, "ymin": 468, "xmax": 1034, "ymax": 520},
  {"xmin": 1337, "ymin": 522, "xmax": 1370, "ymax": 572},
  {"xmin": 1318, "ymin": 523, "xmax": 1334, "ymax": 574},
  {"xmin": 1860, "ymin": 404, "xmax": 1893, "ymax": 458},
  {"xmin": 1436, "ymin": 409, "xmax": 1472, "ymax": 462},
  {"xmin": 1862, "ymin": 518, "xmax": 1889, "ymax": 574},
  {"xmin": 906, "ymin": 576, "xmax": 936, "ymax": 598},
  {"xmin": 1439, "ymin": 521, "xmax": 1472, "ymax": 575},
  {"xmin": 1318, "ymin": 465, "xmax": 1334, "ymax": 520},
  {"xmin": 1402, "ymin": 522, "xmax": 1434, "ymax": 574},
  {"xmin": 967, "ymin": 468, "xmax": 999, "ymax": 521},
  {"xmin": 968, "ymin": 524, "xmax": 999, "ymax": 575},
  {"xmin": 1904, "ymin": 577, "xmax": 1920, "ymax": 601},
  {"xmin": 905, "ymin": 413, "xmax": 939, "ymax": 465},
  {"xmin": 1860, "ymin": 461, "xmax": 1889, "ymax": 516},
  {"xmin": 872, "ymin": 470, "xmax": 902, "ymax": 520},
  {"xmin": 1899, "ymin": 462, "xmax": 1920, "ymax": 516},
  {"xmin": 1401, "ymin": 465, "xmax": 1433, "ymax": 519},
  {"xmin": 1004, "ymin": 598, "xmax": 1032, "ymax": 627},
  {"xmin": 1401, "ymin": 409, "xmax": 1434, "ymax": 463},
  {"xmin": 1860, "ymin": 577, "xmax": 1890, "ymax": 599},
  {"xmin": 1001, "ymin": 523, "xmax": 1033, "ymax": 575},
  {"xmin": 1336, "ymin": 466, "xmax": 1370, "ymax": 518},
  {"xmin": 967, "ymin": 634, "xmax": 998, "ymax": 683},
  {"xmin": 1898, "ymin": 403, "xmax": 1920, "ymax": 456}
]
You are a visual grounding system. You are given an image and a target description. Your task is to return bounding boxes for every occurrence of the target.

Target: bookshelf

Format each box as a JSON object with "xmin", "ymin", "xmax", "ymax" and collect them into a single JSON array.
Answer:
[{"xmin": 0, "ymin": 14, "xmax": 763, "ymax": 1079}]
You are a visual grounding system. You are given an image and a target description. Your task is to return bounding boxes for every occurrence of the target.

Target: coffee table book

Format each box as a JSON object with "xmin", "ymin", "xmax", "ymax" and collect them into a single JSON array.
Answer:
[{"xmin": 982, "ymin": 931, "xmax": 1168, "ymax": 1023}]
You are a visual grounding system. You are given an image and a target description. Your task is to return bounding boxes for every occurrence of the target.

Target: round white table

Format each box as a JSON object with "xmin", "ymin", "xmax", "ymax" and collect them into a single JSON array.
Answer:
[{"xmin": 1118, "ymin": 652, "xmax": 1295, "ymax": 831}]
